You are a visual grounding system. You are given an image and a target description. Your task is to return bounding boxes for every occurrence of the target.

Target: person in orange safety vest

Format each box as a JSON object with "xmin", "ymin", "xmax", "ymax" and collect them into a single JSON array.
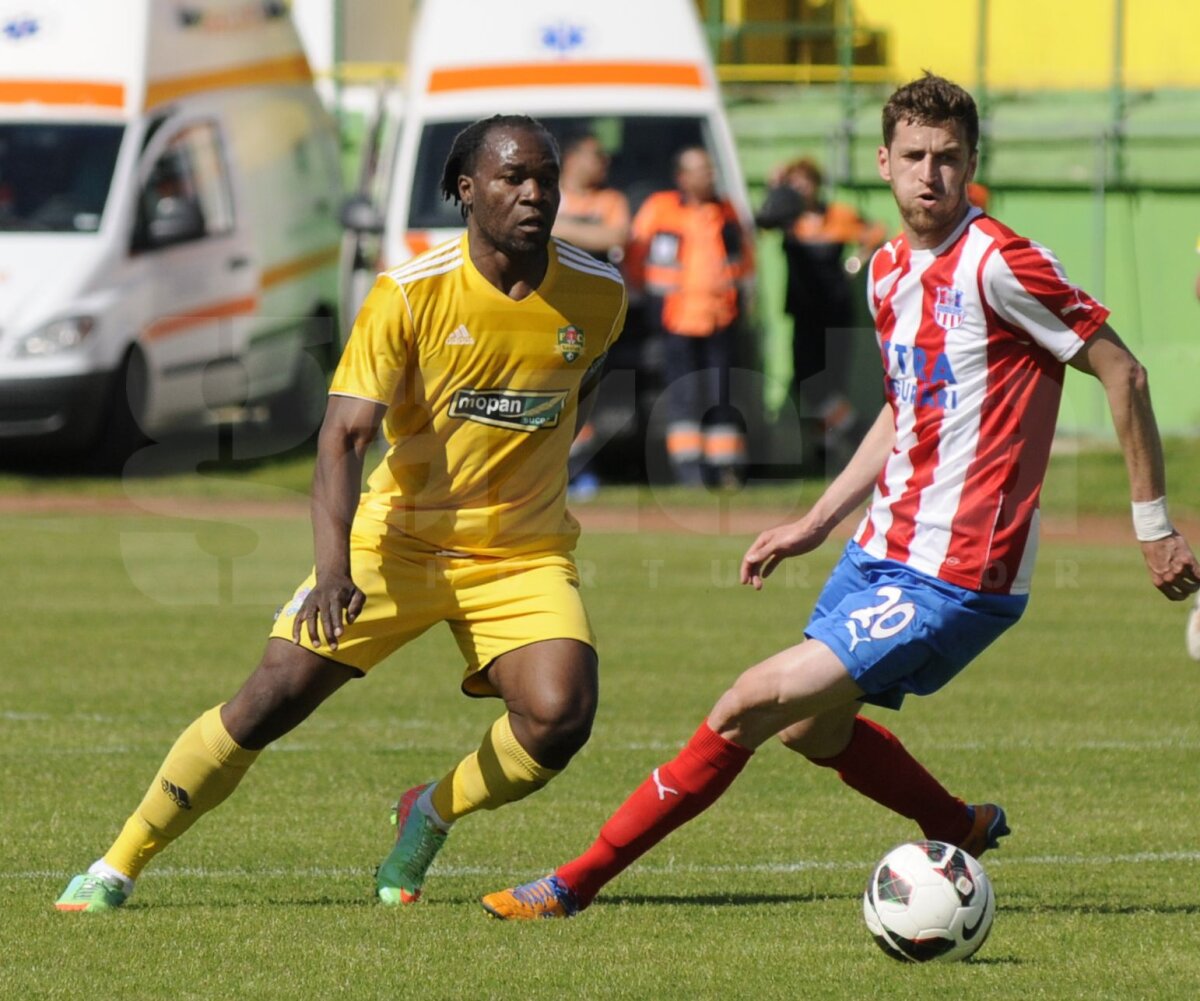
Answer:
[
  {"xmin": 553, "ymin": 132, "xmax": 633, "ymax": 500},
  {"xmin": 626, "ymin": 147, "xmax": 754, "ymax": 487}
]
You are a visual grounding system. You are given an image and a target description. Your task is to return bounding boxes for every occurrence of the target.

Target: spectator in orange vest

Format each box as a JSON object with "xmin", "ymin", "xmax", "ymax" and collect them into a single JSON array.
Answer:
[
  {"xmin": 553, "ymin": 133, "xmax": 632, "ymax": 500},
  {"xmin": 553, "ymin": 133, "xmax": 630, "ymax": 263},
  {"xmin": 627, "ymin": 147, "xmax": 754, "ymax": 486},
  {"xmin": 756, "ymin": 157, "xmax": 884, "ymax": 467}
]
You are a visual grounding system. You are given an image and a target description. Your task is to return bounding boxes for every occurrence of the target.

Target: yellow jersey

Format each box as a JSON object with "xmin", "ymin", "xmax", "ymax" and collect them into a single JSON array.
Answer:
[{"xmin": 330, "ymin": 234, "xmax": 627, "ymax": 557}]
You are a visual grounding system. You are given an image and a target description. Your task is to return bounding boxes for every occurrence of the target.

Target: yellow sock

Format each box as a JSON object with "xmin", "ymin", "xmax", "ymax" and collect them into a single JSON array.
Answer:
[
  {"xmin": 429, "ymin": 714, "xmax": 560, "ymax": 824},
  {"xmin": 103, "ymin": 705, "xmax": 260, "ymax": 880}
]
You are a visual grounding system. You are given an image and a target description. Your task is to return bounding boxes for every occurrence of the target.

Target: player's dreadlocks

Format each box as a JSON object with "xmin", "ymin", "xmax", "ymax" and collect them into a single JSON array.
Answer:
[
  {"xmin": 440, "ymin": 114, "xmax": 558, "ymax": 221},
  {"xmin": 882, "ymin": 72, "xmax": 979, "ymax": 152}
]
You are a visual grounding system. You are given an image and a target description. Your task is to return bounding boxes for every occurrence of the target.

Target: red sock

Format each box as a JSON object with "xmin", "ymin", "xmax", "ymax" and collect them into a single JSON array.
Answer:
[
  {"xmin": 557, "ymin": 721, "xmax": 752, "ymax": 908},
  {"xmin": 810, "ymin": 715, "xmax": 972, "ymax": 843}
]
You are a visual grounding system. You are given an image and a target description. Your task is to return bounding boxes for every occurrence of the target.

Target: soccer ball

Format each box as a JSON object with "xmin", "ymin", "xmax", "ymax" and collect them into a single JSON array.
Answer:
[{"xmin": 862, "ymin": 840, "xmax": 995, "ymax": 962}]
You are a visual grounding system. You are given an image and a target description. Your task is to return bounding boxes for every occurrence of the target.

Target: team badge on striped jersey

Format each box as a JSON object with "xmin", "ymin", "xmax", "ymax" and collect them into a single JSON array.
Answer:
[
  {"xmin": 557, "ymin": 324, "xmax": 585, "ymax": 363},
  {"xmin": 933, "ymin": 286, "xmax": 966, "ymax": 330}
]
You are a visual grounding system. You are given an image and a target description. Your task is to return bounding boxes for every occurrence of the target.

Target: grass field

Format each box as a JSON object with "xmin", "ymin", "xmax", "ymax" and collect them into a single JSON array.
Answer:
[{"xmin": 3, "ymin": 468, "xmax": 1200, "ymax": 1000}]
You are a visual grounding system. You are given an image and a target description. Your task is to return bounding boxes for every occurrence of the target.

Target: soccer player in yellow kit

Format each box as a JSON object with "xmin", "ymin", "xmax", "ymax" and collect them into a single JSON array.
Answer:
[{"xmin": 55, "ymin": 114, "xmax": 627, "ymax": 911}]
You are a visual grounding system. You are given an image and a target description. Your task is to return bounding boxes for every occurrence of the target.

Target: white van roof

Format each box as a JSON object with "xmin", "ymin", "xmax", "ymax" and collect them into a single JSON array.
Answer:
[
  {"xmin": 0, "ymin": 1, "xmax": 311, "ymax": 119},
  {"xmin": 407, "ymin": 0, "xmax": 722, "ymax": 117}
]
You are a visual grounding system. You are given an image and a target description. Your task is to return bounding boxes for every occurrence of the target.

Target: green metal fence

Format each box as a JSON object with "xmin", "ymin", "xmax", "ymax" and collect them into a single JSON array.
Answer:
[{"xmin": 704, "ymin": 0, "xmax": 1200, "ymax": 435}]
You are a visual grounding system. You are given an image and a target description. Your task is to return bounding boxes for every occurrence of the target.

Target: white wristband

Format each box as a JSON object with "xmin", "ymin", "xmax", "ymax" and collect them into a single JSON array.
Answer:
[{"xmin": 1131, "ymin": 496, "xmax": 1174, "ymax": 542}]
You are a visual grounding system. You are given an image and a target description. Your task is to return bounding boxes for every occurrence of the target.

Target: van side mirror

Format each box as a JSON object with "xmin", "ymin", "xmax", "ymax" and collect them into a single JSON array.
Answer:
[
  {"xmin": 147, "ymin": 195, "xmax": 206, "ymax": 245},
  {"xmin": 133, "ymin": 190, "xmax": 206, "ymax": 251},
  {"xmin": 340, "ymin": 194, "xmax": 385, "ymax": 234}
]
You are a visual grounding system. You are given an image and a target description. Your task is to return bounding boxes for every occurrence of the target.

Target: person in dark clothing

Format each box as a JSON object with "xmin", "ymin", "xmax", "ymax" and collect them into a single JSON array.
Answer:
[{"xmin": 756, "ymin": 158, "xmax": 884, "ymax": 464}]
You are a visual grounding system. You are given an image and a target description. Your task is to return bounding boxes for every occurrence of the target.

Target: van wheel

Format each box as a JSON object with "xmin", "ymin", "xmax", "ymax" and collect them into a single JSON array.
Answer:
[
  {"xmin": 90, "ymin": 348, "xmax": 149, "ymax": 471},
  {"xmin": 267, "ymin": 313, "xmax": 333, "ymax": 446}
]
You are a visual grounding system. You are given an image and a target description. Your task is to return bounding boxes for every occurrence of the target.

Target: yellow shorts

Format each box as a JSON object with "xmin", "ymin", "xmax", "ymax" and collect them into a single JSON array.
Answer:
[{"xmin": 269, "ymin": 516, "xmax": 594, "ymax": 696}]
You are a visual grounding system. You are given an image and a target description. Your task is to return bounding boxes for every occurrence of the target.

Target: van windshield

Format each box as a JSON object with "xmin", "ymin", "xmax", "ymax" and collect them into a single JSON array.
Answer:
[
  {"xmin": 407, "ymin": 115, "xmax": 710, "ymax": 229},
  {"xmin": 0, "ymin": 124, "xmax": 124, "ymax": 233}
]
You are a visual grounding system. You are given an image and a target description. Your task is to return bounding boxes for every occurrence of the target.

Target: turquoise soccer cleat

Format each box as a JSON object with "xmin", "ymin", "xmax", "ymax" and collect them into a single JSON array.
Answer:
[
  {"xmin": 55, "ymin": 873, "xmax": 129, "ymax": 913},
  {"xmin": 375, "ymin": 783, "xmax": 448, "ymax": 905}
]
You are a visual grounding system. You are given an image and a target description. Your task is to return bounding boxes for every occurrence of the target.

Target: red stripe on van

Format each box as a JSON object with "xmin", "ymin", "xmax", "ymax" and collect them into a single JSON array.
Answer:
[
  {"xmin": 142, "ymin": 295, "xmax": 259, "ymax": 342},
  {"xmin": 0, "ymin": 79, "xmax": 125, "ymax": 108},
  {"xmin": 428, "ymin": 61, "xmax": 706, "ymax": 92}
]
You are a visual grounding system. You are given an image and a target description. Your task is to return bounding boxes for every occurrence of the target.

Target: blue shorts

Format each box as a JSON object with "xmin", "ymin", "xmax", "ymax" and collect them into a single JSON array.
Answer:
[{"xmin": 804, "ymin": 542, "xmax": 1027, "ymax": 710}]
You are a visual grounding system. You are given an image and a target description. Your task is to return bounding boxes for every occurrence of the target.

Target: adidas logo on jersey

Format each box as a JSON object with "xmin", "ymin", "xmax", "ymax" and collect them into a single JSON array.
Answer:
[{"xmin": 445, "ymin": 324, "xmax": 474, "ymax": 346}]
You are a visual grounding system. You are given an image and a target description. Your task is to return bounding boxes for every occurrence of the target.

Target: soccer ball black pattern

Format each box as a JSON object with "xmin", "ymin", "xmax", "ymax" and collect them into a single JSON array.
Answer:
[{"xmin": 862, "ymin": 840, "xmax": 995, "ymax": 962}]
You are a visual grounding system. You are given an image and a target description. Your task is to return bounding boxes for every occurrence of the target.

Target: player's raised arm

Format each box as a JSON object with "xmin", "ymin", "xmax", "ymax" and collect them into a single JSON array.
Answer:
[
  {"xmin": 1069, "ymin": 324, "xmax": 1200, "ymax": 599},
  {"xmin": 741, "ymin": 403, "xmax": 895, "ymax": 589},
  {"xmin": 296, "ymin": 394, "xmax": 387, "ymax": 649}
]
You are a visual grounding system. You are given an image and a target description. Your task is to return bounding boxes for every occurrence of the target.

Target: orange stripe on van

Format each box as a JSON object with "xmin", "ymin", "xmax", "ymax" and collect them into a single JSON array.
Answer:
[
  {"xmin": 261, "ymin": 244, "xmax": 341, "ymax": 289},
  {"xmin": 0, "ymin": 79, "xmax": 125, "ymax": 108},
  {"xmin": 143, "ymin": 295, "xmax": 259, "ymax": 342},
  {"xmin": 145, "ymin": 55, "xmax": 312, "ymax": 108},
  {"xmin": 428, "ymin": 61, "xmax": 705, "ymax": 92}
]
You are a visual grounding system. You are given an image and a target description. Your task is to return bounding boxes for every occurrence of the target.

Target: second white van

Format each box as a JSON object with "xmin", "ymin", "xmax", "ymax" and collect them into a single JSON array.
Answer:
[{"xmin": 341, "ymin": 0, "xmax": 761, "ymax": 478}]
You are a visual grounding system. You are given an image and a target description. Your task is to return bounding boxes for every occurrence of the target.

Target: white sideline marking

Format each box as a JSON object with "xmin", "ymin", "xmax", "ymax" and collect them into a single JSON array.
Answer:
[
  {"xmin": 1, "ymin": 711, "xmax": 126, "ymax": 723},
  {"xmin": 6, "ymin": 711, "xmax": 1198, "ymax": 753},
  {"xmin": 9, "ymin": 729, "xmax": 1200, "ymax": 753},
  {"xmin": 35, "ymin": 747, "xmax": 134, "ymax": 755},
  {"xmin": 931, "ymin": 739, "xmax": 1200, "ymax": 751},
  {"xmin": 13, "ymin": 851, "xmax": 1200, "ymax": 883}
]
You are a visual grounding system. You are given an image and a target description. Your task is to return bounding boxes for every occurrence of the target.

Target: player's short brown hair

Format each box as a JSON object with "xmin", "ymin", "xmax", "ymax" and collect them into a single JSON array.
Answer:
[{"xmin": 882, "ymin": 73, "xmax": 979, "ymax": 151}]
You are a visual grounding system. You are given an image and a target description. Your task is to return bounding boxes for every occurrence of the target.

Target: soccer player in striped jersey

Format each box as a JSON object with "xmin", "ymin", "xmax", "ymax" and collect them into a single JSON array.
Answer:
[
  {"xmin": 482, "ymin": 75, "xmax": 1200, "ymax": 920},
  {"xmin": 55, "ymin": 115, "xmax": 627, "ymax": 912}
]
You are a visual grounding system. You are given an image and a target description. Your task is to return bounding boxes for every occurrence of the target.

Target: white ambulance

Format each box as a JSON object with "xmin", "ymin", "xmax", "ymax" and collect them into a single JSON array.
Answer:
[
  {"xmin": 341, "ymin": 0, "xmax": 760, "ymax": 478},
  {"xmin": 347, "ymin": 0, "xmax": 752, "ymax": 267},
  {"xmin": 0, "ymin": 1, "xmax": 343, "ymax": 459}
]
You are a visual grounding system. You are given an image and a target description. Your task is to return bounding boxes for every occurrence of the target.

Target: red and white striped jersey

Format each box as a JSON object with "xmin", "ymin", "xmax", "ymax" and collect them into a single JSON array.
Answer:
[{"xmin": 856, "ymin": 208, "xmax": 1109, "ymax": 595}]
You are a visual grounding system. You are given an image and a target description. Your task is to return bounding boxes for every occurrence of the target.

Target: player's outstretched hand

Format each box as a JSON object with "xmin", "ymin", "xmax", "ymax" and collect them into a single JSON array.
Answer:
[
  {"xmin": 1140, "ymin": 532, "xmax": 1200, "ymax": 600},
  {"xmin": 291, "ymin": 573, "xmax": 367, "ymax": 651},
  {"xmin": 741, "ymin": 517, "xmax": 830, "ymax": 590}
]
